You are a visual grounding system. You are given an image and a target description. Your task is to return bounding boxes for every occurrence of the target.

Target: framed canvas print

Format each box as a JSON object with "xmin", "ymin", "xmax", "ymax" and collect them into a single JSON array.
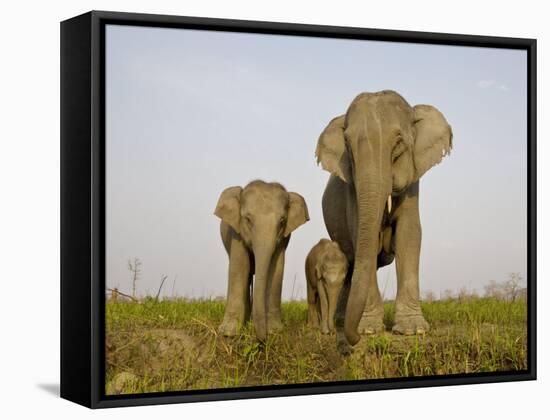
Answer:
[{"xmin": 60, "ymin": 10, "xmax": 536, "ymax": 408}]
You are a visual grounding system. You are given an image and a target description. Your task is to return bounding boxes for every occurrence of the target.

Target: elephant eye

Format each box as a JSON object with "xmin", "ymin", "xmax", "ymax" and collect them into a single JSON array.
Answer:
[
  {"xmin": 245, "ymin": 215, "xmax": 253, "ymax": 226},
  {"xmin": 392, "ymin": 139, "xmax": 407, "ymax": 162},
  {"xmin": 279, "ymin": 217, "xmax": 286, "ymax": 228}
]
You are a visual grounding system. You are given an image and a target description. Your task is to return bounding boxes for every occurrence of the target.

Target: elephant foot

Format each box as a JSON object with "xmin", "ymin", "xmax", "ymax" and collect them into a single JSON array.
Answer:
[
  {"xmin": 218, "ymin": 318, "xmax": 239, "ymax": 337},
  {"xmin": 320, "ymin": 324, "xmax": 330, "ymax": 335},
  {"xmin": 358, "ymin": 312, "xmax": 384, "ymax": 335},
  {"xmin": 392, "ymin": 314, "xmax": 429, "ymax": 335},
  {"xmin": 307, "ymin": 317, "xmax": 319, "ymax": 328},
  {"xmin": 336, "ymin": 334, "xmax": 353, "ymax": 356},
  {"xmin": 267, "ymin": 317, "xmax": 283, "ymax": 334}
]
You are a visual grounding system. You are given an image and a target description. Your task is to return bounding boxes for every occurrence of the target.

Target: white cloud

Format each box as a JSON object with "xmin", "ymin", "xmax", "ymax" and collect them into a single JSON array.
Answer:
[
  {"xmin": 477, "ymin": 79, "xmax": 510, "ymax": 91},
  {"xmin": 478, "ymin": 79, "xmax": 497, "ymax": 88}
]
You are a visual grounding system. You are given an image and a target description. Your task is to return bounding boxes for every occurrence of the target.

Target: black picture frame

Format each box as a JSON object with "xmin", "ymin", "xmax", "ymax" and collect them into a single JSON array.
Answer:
[{"xmin": 60, "ymin": 10, "xmax": 537, "ymax": 409}]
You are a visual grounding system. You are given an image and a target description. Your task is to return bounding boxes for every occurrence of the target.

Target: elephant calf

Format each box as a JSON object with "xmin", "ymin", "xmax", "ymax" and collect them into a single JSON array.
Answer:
[
  {"xmin": 214, "ymin": 180, "xmax": 309, "ymax": 341},
  {"xmin": 305, "ymin": 239, "xmax": 348, "ymax": 334}
]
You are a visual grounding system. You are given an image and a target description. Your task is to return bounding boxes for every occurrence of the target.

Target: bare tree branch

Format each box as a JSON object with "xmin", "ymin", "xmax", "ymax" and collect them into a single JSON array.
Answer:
[
  {"xmin": 155, "ymin": 274, "xmax": 168, "ymax": 301},
  {"xmin": 107, "ymin": 288, "xmax": 139, "ymax": 302},
  {"xmin": 127, "ymin": 257, "xmax": 142, "ymax": 298}
]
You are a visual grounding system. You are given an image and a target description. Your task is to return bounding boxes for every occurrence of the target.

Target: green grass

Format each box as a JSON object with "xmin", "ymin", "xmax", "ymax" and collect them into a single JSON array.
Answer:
[{"xmin": 105, "ymin": 297, "xmax": 527, "ymax": 394}]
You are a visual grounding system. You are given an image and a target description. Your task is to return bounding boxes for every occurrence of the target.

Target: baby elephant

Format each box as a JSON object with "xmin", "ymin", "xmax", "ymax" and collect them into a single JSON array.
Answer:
[
  {"xmin": 215, "ymin": 180, "xmax": 309, "ymax": 341},
  {"xmin": 305, "ymin": 239, "xmax": 348, "ymax": 334}
]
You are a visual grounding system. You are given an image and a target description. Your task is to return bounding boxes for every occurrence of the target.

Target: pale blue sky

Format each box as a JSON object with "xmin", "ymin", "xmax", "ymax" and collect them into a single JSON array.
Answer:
[{"xmin": 106, "ymin": 24, "xmax": 527, "ymax": 300}]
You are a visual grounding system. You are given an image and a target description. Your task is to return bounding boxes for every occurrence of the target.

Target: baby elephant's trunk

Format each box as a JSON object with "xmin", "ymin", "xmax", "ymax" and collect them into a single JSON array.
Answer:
[{"xmin": 327, "ymin": 284, "xmax": 341, "ymax": 331}]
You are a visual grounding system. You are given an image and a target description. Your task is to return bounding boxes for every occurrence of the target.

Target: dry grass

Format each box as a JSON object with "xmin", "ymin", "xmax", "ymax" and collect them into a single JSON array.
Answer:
[{"xmin": 105, "ymin": 297, "xmax": 527, "ymax": 394}]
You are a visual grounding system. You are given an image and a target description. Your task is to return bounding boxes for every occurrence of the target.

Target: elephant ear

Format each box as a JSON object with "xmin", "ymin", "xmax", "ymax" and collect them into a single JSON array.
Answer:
[
  {"xmin": 412, "ymin": 105, "xmax": 453, "ymax": 179},
  {"xmin": 314, "ymin": 261, "xmax": 323, "ymax": 280},
  {"xmin": 214, "ymin": 186, "xmax": 242, "ymax": 234},
  {"xmin": 284, "ymin": 192, "xmax": 310, "ymax": 237},
  {"xmin": 315, "ymin": 115, "xmax": 351, "ymax": 183}
]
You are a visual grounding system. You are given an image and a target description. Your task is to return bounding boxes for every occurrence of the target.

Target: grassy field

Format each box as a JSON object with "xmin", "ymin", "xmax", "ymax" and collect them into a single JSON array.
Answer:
[{"xmin": 105, "ymin": 297, "xmax": 527, "ymax": 395}]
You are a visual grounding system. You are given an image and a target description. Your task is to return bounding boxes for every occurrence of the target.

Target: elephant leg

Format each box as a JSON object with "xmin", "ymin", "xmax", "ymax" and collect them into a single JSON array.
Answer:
[
  {"xmin": 219, "ymin": 236, "xmax": 251, "ymax": 336},
  {"xmin": 335, "ymin": 262, "xmax": 353, "ymax": 355},
  {"xmin": 306, "ymin": 282, "xmax": 319, "ymax": 328},
  {"xmin": 317, "ymin": 281, "xmax": 330, "ymax": 334},
  {"xmin": 267, "ymin": 246, "xmax": 284, "ymax": 334},
  {"xmin": 377, "ymin": 250, "xmax": 394, "ymax": 268},
  {"xmin": 244, "ymin": 272, "xmax": 253, "ymax": 323},
  {"xmin": 392, "ymin": 183, "xmax": 429, "ymax": 335}
]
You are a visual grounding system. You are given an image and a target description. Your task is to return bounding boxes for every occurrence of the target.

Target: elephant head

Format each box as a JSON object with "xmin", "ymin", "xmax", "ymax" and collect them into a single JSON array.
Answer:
[
  {"xmin": 316, "ymin": 90, "xmax": 452, "ymax": 345},
  {"xmin": 214, "ymin": 180, "xmax": 309, "ymax": 341}
]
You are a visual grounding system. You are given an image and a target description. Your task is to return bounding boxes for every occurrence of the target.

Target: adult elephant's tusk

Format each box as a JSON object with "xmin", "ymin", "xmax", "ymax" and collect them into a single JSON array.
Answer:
[{"xmin": 387, "ymin": 195, "xmax": 392, "ymax": 213}]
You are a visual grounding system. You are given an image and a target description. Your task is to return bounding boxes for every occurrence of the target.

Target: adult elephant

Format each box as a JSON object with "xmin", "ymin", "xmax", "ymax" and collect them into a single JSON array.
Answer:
[{"xmin": 316, "ymin": 90, "xmax": 452, "ymax": 352}]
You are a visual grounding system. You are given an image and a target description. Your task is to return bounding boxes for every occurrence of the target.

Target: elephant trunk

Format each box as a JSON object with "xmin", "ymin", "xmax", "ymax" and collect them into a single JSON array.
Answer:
[
  {"xmin": 344, "ymin": 125, "xmax": 390, "ymax": 345},
  {"xmin": 326, "ymin": 283, "xmax": 341, "ymax": 331},
  {"xmin": 252, "ymin": 242, "xmax": 275, "ymax": 342}
]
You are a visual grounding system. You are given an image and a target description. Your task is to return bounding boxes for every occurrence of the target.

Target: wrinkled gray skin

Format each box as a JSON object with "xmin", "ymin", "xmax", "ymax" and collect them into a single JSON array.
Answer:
[
  {"xmin": 316, "ymin": 90, "xmax": 452, "ymax": 354},
  {"xmin": 305, "ymin": 239, "xmax": 348, "ymax": 334},
  {"xmin": 215, "ymin": 180, "xmax": 309, "ymax": 342}
]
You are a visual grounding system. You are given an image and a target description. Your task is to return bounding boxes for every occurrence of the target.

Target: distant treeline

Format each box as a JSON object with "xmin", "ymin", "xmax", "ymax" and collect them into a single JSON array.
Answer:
[
  {"xmin": 422, "ymin": 273, "xmax": 526, "ymax": 303},
  {"xmin": 107, "ymin": 272, "xmax": 526, "ymax": 304}
]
